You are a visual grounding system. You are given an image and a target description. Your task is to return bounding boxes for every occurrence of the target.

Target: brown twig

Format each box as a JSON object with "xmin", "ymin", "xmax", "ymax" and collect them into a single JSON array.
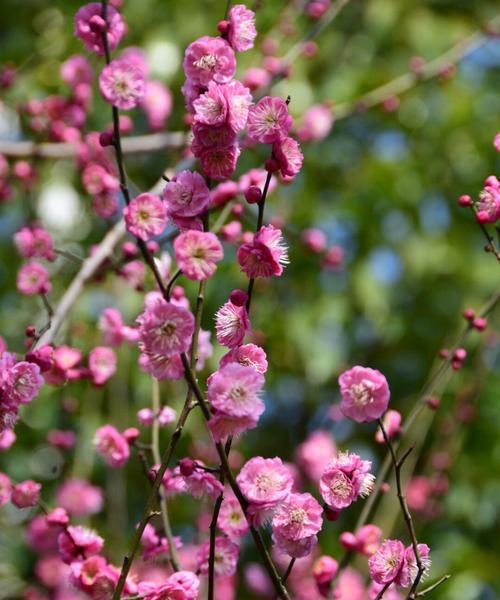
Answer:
[{"xmin": 416, "ymin": 574, "xmax": 451, "ymax": 597}]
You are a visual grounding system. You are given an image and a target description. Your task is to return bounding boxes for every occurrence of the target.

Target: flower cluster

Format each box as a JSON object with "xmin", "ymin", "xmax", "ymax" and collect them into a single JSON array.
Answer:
[{"xmin": 369, "ymin": 539, "xmax": 431, "ymax": 588}]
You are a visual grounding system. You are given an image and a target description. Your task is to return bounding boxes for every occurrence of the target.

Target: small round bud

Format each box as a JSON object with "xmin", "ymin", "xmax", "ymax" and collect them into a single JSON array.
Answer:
[
  {"xmin": 217, "ymin": 20, "xmax": 230, "ymax": 35},
  {"xmin": 324, "ymin": 507, "xmax": 340, "ymax": 521},
  {"xmin": 179, "ymin": 458, "xmax": 196, "ymax": 477},
  {"xmin": 426, "ymin": 396, "xmax": 440, "ymax": 410},
  {"xmin": 99, "ymin": 130, "xmax": 114, "ymax": 147},
  {"xmin": 462, "ymin": 308, "xmax": 475, "ymax": 321},
  {"xmin": 472, "ymin": 316, "xmax": 487, "ymax": 331},
  {"xmin": 458, "ymin": 194, "xmax": 472, "ymax": 207},
  {"xmin": 229, "ymin": 289, "xmax": 248, "ymax": 307},
  {"xmin": 46, "ymin": 507, "xmax": 69, "ymax": 526},
  {"xmin": 244, "ymin": 185, "xmax": 262, "ymax": 204},
  {"xmin": 171, "ymin": 286, "xmax": 185, "ymax": 300},
  {"xmin": 123, "ymin": 427, "xmax": 140, "ymax": 443},
  {"xmin": 122, "ymin": 241, "xmax": 138, "ymax": 257},
  {"xmin": 25, "ymin": 325, "xmax": 36, "ymax": 337},
  {"xmin": 231, "ymin": 203, "xmax": 244, "ymax": 216},
  {"xmin": 380, "ymin": 482, "xmax": 391, "ymax": 493},
  {"xmin": 454, "ymin": 347, "xmax": 467, "ymax": 361},
  {"xmin": 264, "ymin": 158, "xmax": 280, "ymax": 172},
  {"xmin": 438, "ymin": 348, "xmax": 449, "ymax": 359},
  {"xmin": 146, "ymin": 240, "xmax": 159, "ymax": 254},
  {"xmin": 451, "ymin": 359, "xmax": 462, "ymax": 371}
]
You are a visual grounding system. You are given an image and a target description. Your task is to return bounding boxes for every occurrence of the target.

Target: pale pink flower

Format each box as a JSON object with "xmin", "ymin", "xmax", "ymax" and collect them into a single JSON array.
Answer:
[
  {"xmin": 218, "ymin": 494, "xmax": 249, "ymax": 538},
  {"xmin": 183, "ymin": 36, "xmax": 236, "ymax": 86},
  {"xmin": 297, "ymin": 103, "xmax": 334, "ymax": 142},
  {"xmin": 99, "ymin": 58, "xmax": 145, "ymax": 109},
  {"xmin": 208, "ymin": 363, "xmax": 264, "ymax": 419},
  {"xmin": 17, "ymin": 262, "xmax": 51, "ymax": 295},
  {"xmin": 396, "ymin": 544, "xmax": 431, "ymax": 588},
  {"xmin": 237, "ymin": 224, "xmax": 288, "ymax": 278},
  {"xmin": 237, "ymin": 456, "xmax": 293, "ymax": 510},
  {"xmin": 247, "ymin": 96, "xmax": 292, "ymax": 143},
  {"xmin": 368, "ymin": 539, "xmax": 405, "ymax": 585},
  {"xmin": 99, "ymin": 307, "xmax": 127, "ymax": 347},
  {"xmin": 123, "ymin": 193, "xmax": 168, "ymax": 241},
  {"xmin": 220, "ymin": 343, "xmax": 268, "ymax": 373},
  {"xmin": 272, "ymin": 492, "xmax": 323, "ymax": 542},
  {"xmin": 338, "ymin": 365, "xmax": 390, "ymax": 423},
  {"xmin": 196, "ymin": 536, "xmax": 240, "ymax": 577},
  {"xmin": 14, "ymin": 224, "xmax": 54, "ymax": 260},
  {"xmin": 141, "ymin": 80, "xmax": 173, "ymax": 130},
  {"xmin": 174, "ymin": 230, "xmax": 224, "ymax": 280},
  {"xmin": 340, "ymin": 524, "xmax": 382, "ymax": 556},
  {"xmin": 0, "ymin": 472, "xmax": 12, "ymax": 505},
  {"xmin": 375, "ymin": 409, "xmax": 402, "ymax": 443},
  {"xmin": 295, "ymin": 430, "xmax": 336, "ymax": 482},
  {"xmin": 319, "ymin": 451, "xmax": 375, "ymax": 511},
  {"xmin": 58, "ymin": 525, "xmax": 104, "ymax": 563},
  {"xmin": 56, "ymin": 478, "xmax": 103, "ymax": 516},
  {"xmin": 273, "ymin": 136, "xmax": 304, "ymax": 177},
  {"xmin": 61, "ymin": 54, "xmax": 93, "ymax": 86},
  {"xmin": 301, "ymin": 227, "xmax": 327, "ymax": 253},
  {"xmin": 0, "ymin": 429, "xmax": 16, "ymax": 451},
  {"xmin": 180, "ymin": 462, "xmax": 224, "ymax": 501},
  {"xmin": 228, "ymin": 4, "xmax": 257, "ymax": 52},
  {"xmin": 163, "ymin": 170, "xmax": 210, "ymax": 218},
  {"xmin": 94, "ymin": 424, "xmax": 130, "ymax": 467},
  {"xmin": 199, "ymin": 143, "xmax": 240, "ymax": 180},
  {"xmin": 74, "ymin": 3, "xmax": 126, "ymax": 55},
  {"xmin": 11, "ymin": 480, "xmax": 41, "ymax": 508},
  {"xmin": 82, "ymin": 163, "xmax": 119, "ymax": 195},
  {"xmin": 139, "ymin": 350, "xmax": 185, "ymax": 380},
  {"xmin": 88, "ymin": 346, "xmax": 117, "ymax": 385},
  {"xmin": 313, "ymin": 555, "xmax": 339, "ymax": 596},
  {"xmin": 137, "ymin": 298, "xmax": 194, "ymax": 356},
  {"xmin": 215, "ymin": 300, "xmax": 251, "ymax": 348}
]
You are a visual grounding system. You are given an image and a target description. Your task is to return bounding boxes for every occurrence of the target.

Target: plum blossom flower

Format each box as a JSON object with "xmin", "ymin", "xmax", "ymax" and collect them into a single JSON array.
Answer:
[
  {"xmin": 295, "ymin": 429, "xmax": 336, "ymax": 482},
  {"xmin": 141, "ymin": 80, "xmax": 173, "ymax": 130},
  {"xmin": 396, "ymin": 543, "xmax": 431, "ymax": 588},
  {"xmin": 207, "ymin": 412, "xmax": 260, "ymax": 442},
  {"xmin": 94, "ymin": 424, "xmax": 130, "ymax": 467},
  {"xmin": 191, "ymin": 124, "xmax": 237, "ymax": 158},
  {"xmin": 137, "ymin": 298, "xmax": 194, "ymax": 356},
  {"xmin": 338, "ymin": 365, "xmax": 390, "ymax": 423},
  {"xmin": 319, "ymin": 451, "xmax": 375, "ymax": 511},
  {"xmin": 58, "ymin": 525, "xmax": 104, "ymax": 563},
  {"xmin": 375, "ymin": 410, "xmax": 402, "ymax": 443},
  {"xmin": 340, "ymin": 524, "xmax": 382, "ymax": 556},
  {"xmin": 183, "ymin": 36, "xmax": 236, "ymax": 86},
  {"xmin": 313, "ymin": 555, "xmax": 339, "ymax": 596},
  {"xmin": 163, "ymin": 170, "xmax": 210, "ymax": 218},
  {"xmin": 193, "ymin": 80, "xmax": 252, "ymax": 132},
  {"xmin": 273, "ymin": 136, "xmax": 304, "ymax": 178},
  {"xmin": 17, "ymin": 262, "xmax": 51, "ymax": 295},
  {"xmin": 70, "ymin": 555, "xmax": 120, "ymax": 598},
  {"xmin": 297, "ymin": 103, "xmax": 334, "ymax": 142},
  {"xmin": 74, "ymin": 3, "xmax": 127, "ymax": 55},
  {"xmin": 14, "ymin": 224, "xmax": 54, "ymax": 260},
  {"xmin": 11, "ymin": 480, "xmax": 41, "ymax": 508},
  {"xmin": 99, "ymin": 58, "xmax": 145, "ymax": 109},
  {"xmin": 61, "ymin": 54, "xmax": 93, "ymax": 86},
  {"xmin": 207, "ymin": 363, "xmax": 264, "ymax": 419},
  {"xmin": 220, "ymin": 343, "xmax": 268, "ymax": 373},
  {"xmin": 237, "ymin": 224, "xmax": 288, "ymax": 278},
  {"xmin": 368, "ymin": 539, "xmax": 406, "ymax": 585},
  {"xmin": 247, "ymin": 96, "xmax": 292, "ymax": 143},
  {"xmin": 218, "ymin": 494, "xmax": 249, "ymax": 538},
  {"xmin": 0, "ymin": 429, "xmax": 16, "ymax": 451},
  {"xmin": 237, "ymin": 456, "xmax": 293, "ymax": 513},
  {"xmin": 174, "ymin": 230, "xmax": 224, "ymax": 280},
  {"xmin": 215, "ymin": 300, "xmax": 251, "ymax": 348},
  {"xmin": 88, "ymin": 346, "xmax": 117, "ymax": 385},
  {"xmin": 123, "ymin": 193, "xmax": 168, "ymax": 241},
  {"xmin": 56, "ymin": 478, "xmax": 103, "ymax": 516},
  {"xmin": 196, "ymin": 536, "xmax": 240, "ymax": 577},
  {"xmin": 228, "ymin": 4, "xmax": 257, "ymax": 52},
  {"xmin": 139, "ymin": 351, "xmax": 185, "ymax": 381},
  {"xmin": 199, "ymin": 144, "xmax": 240, "ymax": 180},
  {"xmin": 476, "ymin": 177, "xmax": 500, "ymax": 224}
]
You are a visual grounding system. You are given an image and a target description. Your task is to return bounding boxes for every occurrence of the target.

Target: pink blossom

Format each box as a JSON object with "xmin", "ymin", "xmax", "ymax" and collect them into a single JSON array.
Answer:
[
  {"xmin": 207, "ymin": 363, "xmax": 264, "ymax": 419},
  {"xmin": 239, "ymin": 168, "xmax": 277, "ymax": 196},
  {"xmin": 338, "ymin": 365, "xmax": 390, "ymax": 423},
  {"xmin": 141, "ymin": 80, "xmax": 173, "ymax": 130},
  {"xmin": 476, "ymin": 180, "xmax": 500, "ymax": 224},
  {"xmin": 272, "ymin": 492, "xmax": 323, "ymax": 542},
  {"xmin": 368, "ymin": 539, "xmax": 405, "ymax": 585},
  {"xmin": 395, "ymin": 543, "xmax": 431, "ymax": 588},
  {"xmin": 56, "ymin": 478, "xmax": 103, "ymax": 516},
  {"xmin": 494, "ymin": 132, "xmax": 500, "ymax": 152},
  {"xmin": 273, "ymin": 136, "xmax": 304, "ymax": 178},
  {"xmin": 35, "ymin": 554, "xmax": 70, "ymax": 588},
  {"xmin": 192, "ymin": 124, "xmax": 237, "ymax": 158},
  {"xmin": 237, "ymin": 224, "xmax": 288, "ymax": 278},
  {"xmin": 209, "ymin": 181, "xmax": 239, "ymax": 210},
  {"xmin": 99, "ymin": 307, "xmax": 127, "ymax": 347},
  {"xmin": 193, "ymin": 80, "xmax": 252, "ymax": 132},
  {"xmin": 92, "ymin": 192, "xmax": 119, "ymax": 218},
  {"xmin": 218, "ymin": 494, "xmax": 249, "ymax": 538},
  {"xmin": 17, "ymin": 262, "xmax": 51, "ymax": 295},
  {"xmin": 215, "ymin": 300, "xmax": 251, "ymax": 348},
  {"xmin": 61, "ymin": 54, "xmax": 93, "ymax": 86},
  {"xmin": 247, "ymin": 96, "xmax": 292, "ymax": 143},
  {"xmin": 11, "ymin": 480, "xmax": 41, "ymax": 508},
  {"xmin": 70, "ymin": 555, "xmax": 119, "ymax": 598},
  {"xmin": 1, "ymin": 358, "xmax": 44, "ymax": 407},
  {"xmin": 99, "ymin": 58, "xmax": 145, "ymax": 109},
  {"xmin": 340, "ymin": 524, "xmax": 382, "ymax": 556},
  {"xmin": 163, "ymin": 170, "xmax": 210, "ymax": 218},
  {"xmin": 375, "ymin": 409, "xmax": 402, "ymax": 443},
  {"xmin": 220, "ymin": 343, "xmax": 268, "ymax": 373},
  {"xmin": 242, "ymin": 67, "xmax": 271, "ymax": 91},
  {"xmin": 228, "ymin": 4, "xmax": 257, "ymax": 52},
  {"xmin": 313, "ymin": 555, "xmax": 339, "ymax": 596},
  {"xmin": 0, "ymin": 429, "xmax": 16, "ymax": 451},
  {"xmin": 58, "ymin": 525, "xmax": 104, "ymax": 563},
  {"xmin": 82, "ymin": 163, "xmax": 119, "ymax": 195},
  {"xmin": 297, "ymin": 103, "xmax": 334, "ymax": 142},
  {"xmin": 174, "ymin": 230, "xmax": 224, "ymax": 280},
  {"xmin": 199, "ymin": 143, "xmax": 240, "ymax": 180},
  {"xmin": 139, "ymin": 350, "xmax": 185, "ymax": 380},
  {"xmin": 94, "ymin": 424, "xmax": 130, "ymax": 467},
  {"xmin": 14, "ymin": 224, "xmax": 54, "ymax": 260},
  {"xmin": 369, "ymin": 582, "xmax": 403, "ymax": 600},
  {"xmin": 179, "ymin": 462, "xmax": 224, "ymax": 501},
  {"xmin": 88, "ymin": 346, "xmax": 117, "ymax": 385},
  {"xmin": 301, "ymin": 228, "xmax": 327, "ymax": 253},
  {"xmin": 237, "ymin": 456, "xmax": 293, "ymax": 511},
  {"xmin": 183, "ymin": 36, "xmax": 236, "ymax": 86},
  {"xmin": 0, "ymin": 472, "xmax": 12, "ymax": 505},
  {"xmin": 123, "ymin": 193, "xmax": 168, "ymax": 241},
  {"xmin": 319, "ymin": 451, "xmax": 375, "ymax": 511},
  {"xmin": 295, "ymin": 430, "xmax": 336, "ymax": 482},
  {"xmin": 74, "ymin": 3, "xmax": 126, "ymax": 55},
  {"xmin": 208, "ymin": 412, "xmax": 259, "ymax": 442},
  {"xmin": 137, "ymin": 298, "xmax": 194, "ymax": 356},
  {"xmin": 196, "ymin": 536, "xmax": 240, "ymax": 577},
  {"xmin": 168, "ymin": 571, "xmax": 200, "ymax": 599}
]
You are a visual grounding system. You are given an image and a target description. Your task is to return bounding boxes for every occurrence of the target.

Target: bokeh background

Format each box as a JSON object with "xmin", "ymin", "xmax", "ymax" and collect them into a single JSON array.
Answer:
[{"xmin": 0, "ymin": 0, "xmax": 499, "ymax": 598}]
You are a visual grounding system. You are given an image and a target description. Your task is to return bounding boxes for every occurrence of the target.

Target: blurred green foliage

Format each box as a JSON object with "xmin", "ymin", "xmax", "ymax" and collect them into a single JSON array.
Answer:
[{"xmin": 0, "ymin": 0, "xmax": 499, "ymax": 598}]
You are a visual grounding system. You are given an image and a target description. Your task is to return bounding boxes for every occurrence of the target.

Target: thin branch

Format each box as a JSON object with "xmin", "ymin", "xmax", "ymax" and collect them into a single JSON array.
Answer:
[
  {"xmin": 374, "ymin": 582, "xmax": 392, "ymax": 600},
  {"xmin": 416, "ymin": 574, "xmax": 451, "ymax": 597},
  {"xmin": 282, "ymin": 558, "xmax": 296, "ymax": 583}
]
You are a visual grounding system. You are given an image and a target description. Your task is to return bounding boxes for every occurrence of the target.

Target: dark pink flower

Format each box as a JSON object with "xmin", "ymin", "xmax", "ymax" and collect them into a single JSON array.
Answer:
[
  {"xmin": 183, "ymin": 36, "xmax": 236, "ymax": 86},
  {"xmin": 272, "ymin": 136, "xmax": 304, "ymax": 177},
  {"xmin": 220, "ymin": 343, "xmax": 268, "ymax": 373},
  {"xmin": 137, "ymin": 298, "xmax": 194, "ymax": 356},
  {"xmin": 247, "ymin": 96, "xmax": 292, "ymax": 143},
  {"xmin": 215, "ymin": 300, "xmax": 251, "ymax": 348},
  {"xmin": 74, "ymin": 3, "xmax": 126, "ymax": 55},
  {"xmin": 88, "ymin": 346, "xmax": 117, "ymax": 385},
  {"xmin": 17, "ymin": 262, "xmax": 51, "ymax": 295},
  {"xmin": 237, "ymin": 224, "xmax": 288, "ymax": 278},
  {"xmin": 94, "ymin": 424, "xmax": 130, "ymax": 467},
  {"xmin": 123, "ymin": 193, "xmax": 168, "ymax": 241},
  {"xmin": 163, "ymin": 170, "xmax": 210, "ymax": 218},
  {"xmin": 199, "ymin": 143, "xmax": 240, "ymax": 180},
  {"xmin": 174, "ymin": 230, "xmax": 224, "ymax": 280},
  {"xmin": 228, "ymin": 4, "xmax": 257, "ymax": 52}
]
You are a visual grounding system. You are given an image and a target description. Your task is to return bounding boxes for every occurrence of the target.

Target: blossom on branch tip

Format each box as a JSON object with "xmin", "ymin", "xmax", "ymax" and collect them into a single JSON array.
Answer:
[
  {"xmin": 247, "ymin": 96, "xmax": 292, "ymax": 143},
  {"xmin": 228, "ymin": 4, "xmax": 257, "ymax": 52},
  {"xmin": 319, "ymin": 451, "xmax": 374, "ymax": 511},
  {"xmin": 215, "ymin": 300, "xmax": 251, "ymax": 348},
  {"xmin": 94, "ymin": 424, "xmax": 129, "ymax": 467},
  {"xmin": 137, "ymin": 298, "xmax": 194, "ymax": 356},
  {"xmin": 163, "ymin": 170, "xmax": 210, "ymax": 218},
  {"xmin": 237, "ymin": 224, "xmax": 289, "ymax": 278},
  {"xmin": 338, "ymin": 365, "xmax": 390, "ymax": 423},
  {"xmin": 183, "ymin": 36, "xmax": 236, "ymax": 86},
  {"xmin": 74, "ymin": 3, "xmax": 127, "ymax": 55}
]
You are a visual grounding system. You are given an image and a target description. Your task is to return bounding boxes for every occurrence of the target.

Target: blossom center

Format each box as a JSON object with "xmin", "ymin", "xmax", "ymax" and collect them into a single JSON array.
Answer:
[{"xmin": 194, "ymin": 54, "xmax": 218, "ymax": 71}]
